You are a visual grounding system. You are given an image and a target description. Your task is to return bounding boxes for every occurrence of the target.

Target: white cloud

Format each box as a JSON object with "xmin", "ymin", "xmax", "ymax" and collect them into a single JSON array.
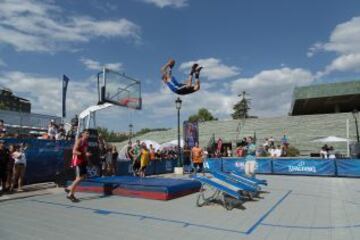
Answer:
[
  {"xmin": 317, "ymin": 53, "xmax": 360, "ymax": 78},
  {"xmin": 0, "ymin": 58, "xmax": 6, "ymax": 67},
  {"xmin": 141, "ymin": 84, "xmax": 236, "ymax": 120},
  {"xmin": 179, "ymin": 58, "xmax": 240, "ymax": 80},
  {"xmin": 0, "ymin": 71, "xmax": 97, "ymax": 117},
  {"xmin": 231, "ymin": 68, "xmax": 314, "ymax": 117},
  {"xmin": 141, "ymin": 0, "xmax": 189, "ymax": 8},
  {"xmin": 80, "ymin": 58, "xmax": 123, "ymax": 71},
  {"xmin": 0, "ymin": 0, "xmax": 141, "ymax": 52},
  {"xmin": 309, "ymin": 16, "xmax": 360, "ymax": 76}
]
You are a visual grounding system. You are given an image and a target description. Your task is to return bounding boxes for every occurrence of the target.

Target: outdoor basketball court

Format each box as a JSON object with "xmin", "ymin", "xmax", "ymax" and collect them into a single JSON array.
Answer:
[{"xmin": 1, "ymin": 175, "xmax": 360, "ymax": 240}]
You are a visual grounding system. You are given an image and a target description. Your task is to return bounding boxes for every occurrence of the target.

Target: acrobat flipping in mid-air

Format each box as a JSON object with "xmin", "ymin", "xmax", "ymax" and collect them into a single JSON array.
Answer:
[{"xmin": 161, "ymin": 58, "xmax": 203, "ymax": 95}]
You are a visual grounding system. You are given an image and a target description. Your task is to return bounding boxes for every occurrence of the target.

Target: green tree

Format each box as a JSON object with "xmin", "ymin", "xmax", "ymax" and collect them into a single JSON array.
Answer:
[
  {"xmin": 188, "ymin": 108, "xmax": 217, "ymax": 122},
  {"xmin": 232, "ymin": 91, "xmax": 251, "ymax": 119}
]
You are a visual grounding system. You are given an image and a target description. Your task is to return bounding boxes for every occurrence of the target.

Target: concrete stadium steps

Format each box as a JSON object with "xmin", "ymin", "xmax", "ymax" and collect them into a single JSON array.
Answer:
[{"xmin": 115, "ymin": 113, "xmax": 356, "ymax": 156}]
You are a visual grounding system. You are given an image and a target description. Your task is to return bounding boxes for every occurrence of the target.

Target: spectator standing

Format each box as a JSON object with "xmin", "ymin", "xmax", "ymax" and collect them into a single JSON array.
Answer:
[
  {"xmin": 6, "ymin": 144, "xmax": 15, "ymax": 191},
  {"xmin": 244, "ymin": 137, "xmax": 257, "ymax": 177},
  {"xmin": 274, "ymin": 145, "xmax": 282, "ymax": 158},
  {"xmin": 183, "ymin": 144, "xmax": 191, "ymax": 173},
  {"xmin": 140, "ymin": 143, "xmax": 150, "ymax": 177},
  {"xmin": 263, "ymin": 138, "xmax": 269, "ymax": 152},
  {"xmin": 155, "ymin": 149, "xmax": 161, "ymax": 159},
  {"xmin": 126, "ymin": 141, "xmax": 133, "ymax": 160},
  {"xmin": 191, "ymin": 142, "xmax": 204, "ymax": 173},
  {"xmin": 0, "ymin": 120, "xmax": 7, "ymax": 138},
  {"xmin": 10, "ymin": 144, "xmax": 27, "ymax": 192},
  {"xmin": 111, "ymin": 146, "xmax": 118, "ymax": 176},
  {"xmin": 268, "ymin": 136, "xmax": 275, "ymax": 147},
  {"xmin": 226, "ymin": 147, "xmax": 232, "ymax": 157},
  {"xmin": 105, "ymin": 145, "xmax": 113, "ymax": 176},
  {"xmin": 0, "ymin": 140, "xmax": 9, "ymax": 194},
  {"xmin": 131, "ymin": 140, "xmax": 141, "ymax": 176},
  {"xmin": 56, "ymin": 124, "xmax": 66, "ymax": 140},
  {"xmin": 98, "ymin": 134, "xmax": 107, "ymax": 176},
  {"xmin": 328, "ymin": 146, "xmax": 336, "ymax": 159},
  {"xmin": 48, "ymin": 121, "xmax": 58, "ymax": 140},
  {"xmin": 320, "ymin": 145, "xmax": 329, "ymax": 159},
  {"xmin": 149, "ymin": 144, "xmax": 156, "ymax": 161}
]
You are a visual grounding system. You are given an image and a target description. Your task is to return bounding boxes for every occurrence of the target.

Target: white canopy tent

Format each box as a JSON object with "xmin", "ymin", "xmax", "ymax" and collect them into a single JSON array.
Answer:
[
  {"xmin": 312, "ymin": 135, "xmax": 354, "ymax": 157},
  {"xmin": 160, "ymin": 139, "xmax": 184, "ymax": 149}
]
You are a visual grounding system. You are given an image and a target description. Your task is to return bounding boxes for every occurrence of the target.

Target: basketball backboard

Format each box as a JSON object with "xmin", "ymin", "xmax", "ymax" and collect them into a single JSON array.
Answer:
[{"xmin": 97, "ymin": 68, "xmax": 142, "ymax": 110}]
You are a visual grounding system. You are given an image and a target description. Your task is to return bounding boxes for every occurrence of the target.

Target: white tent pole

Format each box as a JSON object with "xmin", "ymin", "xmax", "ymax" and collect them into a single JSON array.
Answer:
[{"xmin": 346, "ymin": 119, "xmax": 350, "ymax": 157}]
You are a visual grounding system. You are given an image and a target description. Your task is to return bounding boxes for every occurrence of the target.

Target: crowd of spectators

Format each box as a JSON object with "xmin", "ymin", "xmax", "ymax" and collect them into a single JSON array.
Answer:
[
  {"xmin": 0, "ymin": 117, "xmax": 78, "ymax": 140},
  {"xmin": 212, "ymin": 135, "xmax": 291, "ymax": 158},
  {"xmin": 0, "ymin": 141, "xmax": 27, "ymax": 195},
  {"xmin": 124, "ymin": 140, "xmax": 205, "ymax": 175},
  {"xmin": 96, "ymin": 134, "xmax": 118, "ymax": 177},
  {"xmin": 320, "ymin": 144, "xmax": 338, "ymax": 159}
]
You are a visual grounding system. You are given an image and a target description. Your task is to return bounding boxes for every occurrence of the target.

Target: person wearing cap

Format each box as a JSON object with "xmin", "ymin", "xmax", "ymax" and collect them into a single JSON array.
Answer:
[
  {"xmin": 48, "ymin": 121, "xmax": 58, "ymax": 140},
  {"xmin": 0, "ymin": 140, "xmax": 9, "ymax": 194},
  {"xmin": 0, "ymin": 120, "xmax": 6, "ymax": 138}
]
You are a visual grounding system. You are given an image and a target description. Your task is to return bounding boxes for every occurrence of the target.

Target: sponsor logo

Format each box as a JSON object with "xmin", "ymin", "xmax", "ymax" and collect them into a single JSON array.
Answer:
[
  {"xmin": 235, "ymin": 161, "xmax": 245, "ymax": 169},
  {"xmin": 165, "ymin": 161, "xmax": 172, "ymax": 171},
  {"xmin": 288, "ymin": 161, "xmax": 316, "ymax": 173},
  {"xmin": 204, "ymin": 161, "xmax": 209, "ymax": 169},
  {"xmin": 87, "ymin": 166, "xmax": 99, "ymax": 177}
]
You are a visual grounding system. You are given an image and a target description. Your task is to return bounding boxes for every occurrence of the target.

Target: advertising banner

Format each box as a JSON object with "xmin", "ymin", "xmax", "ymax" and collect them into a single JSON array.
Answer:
[
  {"xmin": 272, "ymin": 159, "xmax": 335, "ymax": 176},
  {"xmin": 336, "ymin": 159, "xmax": 360, "ymax": 177},
  {"xmin": 221, "ymin": 158, "xmax": 272, "ymax": 174},
  {"xmin": 183, "ymin": 121, "xmax": 199, "ymax": 148}
]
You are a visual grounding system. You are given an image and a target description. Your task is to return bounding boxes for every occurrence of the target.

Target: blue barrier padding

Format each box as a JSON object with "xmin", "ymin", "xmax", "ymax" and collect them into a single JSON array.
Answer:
[
  {"xmin": 222, "ymin": 158, "xmax": 272, "ymax": 174},
  {"xmin": 2, "ymin": 138, "xmax": 73, "ymax": 184},
  {"xmin": 272, "ymin": 159, "xmax": 336, "ymax": 176},
  {"xmin": 116, "ymin": 161, "xmax": 133, "ymax": 176},
  {"xmin": 336, "ymin": 160, "xmax": 360, "ymax": 177},
  {"xmin": 204, "ymin": 158, "xmax": 222, "ymax": 172}
]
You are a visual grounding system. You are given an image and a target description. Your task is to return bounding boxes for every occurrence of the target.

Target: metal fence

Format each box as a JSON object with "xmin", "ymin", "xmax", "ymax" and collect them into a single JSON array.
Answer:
[{"xmin": 0, "ymin": 110, "xmax": 62, "ymax": 131}]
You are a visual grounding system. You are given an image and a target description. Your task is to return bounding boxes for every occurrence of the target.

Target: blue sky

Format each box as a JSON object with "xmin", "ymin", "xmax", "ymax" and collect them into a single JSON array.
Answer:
[{"xmin": 0, "ymin": 0, "xmax": 360, "ymax": 132}]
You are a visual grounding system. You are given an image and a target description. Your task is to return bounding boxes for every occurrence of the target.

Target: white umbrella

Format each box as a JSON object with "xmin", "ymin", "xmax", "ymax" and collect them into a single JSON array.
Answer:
[{"xmin": 311, "ymin": 136, "xmax": 352, "ymax": 143}]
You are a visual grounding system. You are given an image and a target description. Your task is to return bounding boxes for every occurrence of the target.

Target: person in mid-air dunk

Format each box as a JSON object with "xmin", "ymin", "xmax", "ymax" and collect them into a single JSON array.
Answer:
[{"xmin": 161, "ymin": 58, "xmax": 203, "ymax": 95}]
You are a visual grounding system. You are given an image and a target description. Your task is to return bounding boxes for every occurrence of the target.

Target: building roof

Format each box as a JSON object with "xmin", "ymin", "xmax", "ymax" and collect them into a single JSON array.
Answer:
[
  {"xmin": 290, "ymin": 80, "xmax": 360, "ymax": 115},
  {"xmin": 293, "ymin": 80, "xmax": 360, "ymax": 100}
]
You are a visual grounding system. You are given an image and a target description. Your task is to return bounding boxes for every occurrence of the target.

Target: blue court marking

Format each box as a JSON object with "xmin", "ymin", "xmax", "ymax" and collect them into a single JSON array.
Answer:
[
  {"xmin": 246, "ymin": 190, "xmax": 292, "ymax": 234},
  {"xmin": 30, "ymin": 190, "xmax": 293, "ymax": 235},
  {"xmin": 94, "ymin": 210, "xmax": 112, "ymax": 215},
  {"xmin": 30, "ymin": 199, "xmax": 247, "ymax": 235},
  {"xmin": 261, "ymin": 223, "xmax": 360, "ymax": 230}
]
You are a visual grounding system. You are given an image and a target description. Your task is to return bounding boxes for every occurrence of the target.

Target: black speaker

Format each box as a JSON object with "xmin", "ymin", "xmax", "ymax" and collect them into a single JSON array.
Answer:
[{"xmin": 350, "ymin": 142, "xmax": 360, "ymax": 159}]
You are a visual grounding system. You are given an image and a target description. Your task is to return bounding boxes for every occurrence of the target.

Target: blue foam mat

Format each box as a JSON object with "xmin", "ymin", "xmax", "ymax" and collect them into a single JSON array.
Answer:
[{"xmin": 81, "ymin": 176, "xmax": 201, "ymax": 194}]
